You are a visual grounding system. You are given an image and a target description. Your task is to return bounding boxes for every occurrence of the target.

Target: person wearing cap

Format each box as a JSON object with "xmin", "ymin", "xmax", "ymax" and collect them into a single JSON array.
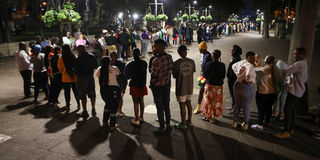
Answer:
[
  {"xmin": 74, "ymin": 45, "xmax": 98, "ymax": 119},
  {"xmin": 150, "ymin": 39, "xmax": 173, "ymax": 136},
  {"xmin": 172, "ymin": 45, "xmax": 196, "ymax": 129},
  {"xmin": 15, "ymin": 42, "xmax": 33, "ymax": 98},
  {"xmin": 227, "ymin": 45, "xmax": 242, "ymax": 114},
  {"xmin": 30, "ymin": 44, "xmax": 49, "ymax": 103},
  {"xmin": 194, "ymin": 42, "xmax": 212, "ymax": 114},
  {"xmin": 201, "ymin": 50, "xmax": 226, "ymax": 124},
  {"xmin": 124, "ymin": 48, "xmax": 148, "ymax": 126}
]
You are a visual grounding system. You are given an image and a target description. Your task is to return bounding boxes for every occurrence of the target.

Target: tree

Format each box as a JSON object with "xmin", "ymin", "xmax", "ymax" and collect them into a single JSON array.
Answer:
[
  {"xmin": 263, "ymin": 0, "xmax": 270, "ymax": 38},
  {"xmin": 288, "ymin": 0, "xmax": 320, "ymax": 114}
]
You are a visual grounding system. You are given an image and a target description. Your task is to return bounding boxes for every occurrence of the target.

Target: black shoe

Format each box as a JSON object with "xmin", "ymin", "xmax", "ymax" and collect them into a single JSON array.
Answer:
[
  {"xmin": 92, "ymin": 108, "xmax": 96, "ymax": 117},
  {"xmin": 81, "ymin": 111, "xmax": 89, "ymax": 119}
]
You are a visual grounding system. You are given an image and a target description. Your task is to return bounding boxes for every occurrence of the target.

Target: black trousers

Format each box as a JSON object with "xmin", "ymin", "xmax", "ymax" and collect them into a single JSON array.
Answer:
[
  {"xmin": 228, "ymin": 80, "xmax": 236, "ymax": 109},
  {"xmin": 101, "ymin": 86, "xmax": 121, "ymax": 127},
  {"xmin": 284, "ymin": 93, "xmax": 301, "ymax": 131},
  {"xmin": 121, "ymin": 44, "xmax": 129, "ymax": 60},
  {"xmin": 63, "ymin": 82, "xmax": 80, "ymax": 107},
  {"xmin": 33, "ymin": 72, "xmax": 49, "ymax": 100},
  {"xmin": 49, "ymin": 74, "xmax": 62, "ymax": 103},
  {"xmin": 256, "ymin": 92, "xmax": 276, "ymax": 125},
  {"xmin": 20, "ymin": 70, "xmax": 32, "ymax": 97}
]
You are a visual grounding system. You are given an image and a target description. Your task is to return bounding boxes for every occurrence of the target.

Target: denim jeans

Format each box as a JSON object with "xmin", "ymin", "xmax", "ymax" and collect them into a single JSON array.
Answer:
[
  {"xmin": 273, "ymin": 84, "xmax": 288, "ymax": 114},
  {"xmin": 101, "ymin": 86, "xmax": 121, "ymax": 127},
  {"xmin": 20, "ymin": 70, "xmax": 32, "ymax": 97},
  {"xmin": 233, "ymin": 82, "xmax": 254, "ymax": 123},
  {"xmin": 151, "ymin": 85, "xmax": 171, "ymax": 129},
  {"xmin": 63, "ymin": 82, "xmax": 80, "ymax": 107}
]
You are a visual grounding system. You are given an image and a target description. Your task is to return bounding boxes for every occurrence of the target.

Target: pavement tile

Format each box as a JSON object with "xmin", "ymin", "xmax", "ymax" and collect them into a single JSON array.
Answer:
[{"xmin": 0, "ymin": 141, "xmax": 45, "ymax": 160}]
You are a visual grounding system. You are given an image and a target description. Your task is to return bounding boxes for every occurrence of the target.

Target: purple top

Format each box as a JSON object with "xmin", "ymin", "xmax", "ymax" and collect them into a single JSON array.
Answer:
[{"xmin": 141, "ymin": 32, "xmax": 149, "ymax": 40}]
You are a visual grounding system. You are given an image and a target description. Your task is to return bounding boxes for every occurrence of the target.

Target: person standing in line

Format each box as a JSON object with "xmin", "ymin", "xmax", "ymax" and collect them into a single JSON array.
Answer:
[
  {"xmin": 118, "ymin": 29, "xmax": 131, "ymax": 61},
  {"xmin": 226, "ymin": 45, "xmax": 242, "ymax": 114},
  {"xmin": 172, "ymin": 45, "xmax": 196, "ymax": 129},
  {"xmin": 15, "ymin": 42, "xmax": 33, "ymax": 98},
  {"xmin": 150, "ymin": 39, "xmax": 173, "ymax": 136},
  {"xmin": 275, "ymin": 47, "xmax": 308, "ymax": 138},
  {"xmin": 194, "ymin": 42, "xmax": 212, "ymax": 114},
  {"xmin": 92, "ymin": 34, "xmax": 103, "ymax": 66},
  {"xmin": 109, "ymin": 52, "xmax": 127, "ymax": 117},
  {"xmin": 172, "ymin": 27, "xmax": 178, "ymax": 46},
  {"xmin": 97, "ymin": 57, "xmax": 121, "ymax": 130},
  {"xmin": 30, "ymin": 44, "xmax": 49, "ymax": 103},
  {"xmin": 74, "ymin": 45, "xmax": 98, "ymax": 118},
  {"xmin": 251, "ymin": 55, "xmax": 280, "ymax": 130},
  {"xmin": 232, "ymin": 51, "xmax": 256, "ymax": 130},
  {"xmin": 58, "ymin": 44, "xmax": 80, "ymax": 111},
  {"xmin": 141, "ymin": 29, "xmax": 149, "ymax": 57},
  {"xmin": 201, "ymin": 50, "xmax": 226, "ymax": 124},
  {"xmin": 125, "ymin": 48, "xmax": 148, "ymax": 126},
  {"xmin": 48, "ymin": 46, "xmax": 63, "ymax": 108},
  {"xmin": 272, "ymin": 59, "xmax": 288, "ymax": 120}
]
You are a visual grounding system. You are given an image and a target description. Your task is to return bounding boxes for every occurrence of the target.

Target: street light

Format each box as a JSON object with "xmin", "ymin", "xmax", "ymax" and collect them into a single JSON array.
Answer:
[
  {"xmin": 133, "ymin": 13, "xmax": 138, "ymax": 20},
  {"xmin": 209, "ymin": 5, "xmax": 212, "ymax": 9},
  {"xmin": 118, "ymin": 12, "xmax": 123, "ymax": 19},
  {"xmin": 193, "ymin": 1, "xmax": 197, "ymax": 5}
]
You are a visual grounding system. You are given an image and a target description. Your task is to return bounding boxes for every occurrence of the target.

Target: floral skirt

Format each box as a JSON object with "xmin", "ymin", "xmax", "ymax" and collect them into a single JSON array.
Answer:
[{"xmin": 201, "ymin": 84, "xmax": 223, "ymax": 119}]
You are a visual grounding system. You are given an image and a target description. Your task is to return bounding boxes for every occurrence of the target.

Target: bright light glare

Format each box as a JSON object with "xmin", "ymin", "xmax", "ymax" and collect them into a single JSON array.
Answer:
[
  {"xmin": 193, "ymin": 1, "xmax": 197, "ymax": 5},
  {"xmin": 118, "ymin": 12, "xmax": 123, "ymax": 19},
  {"xmin": 133, "ymin": 13, "xmax": 138, "ymax": 19}
]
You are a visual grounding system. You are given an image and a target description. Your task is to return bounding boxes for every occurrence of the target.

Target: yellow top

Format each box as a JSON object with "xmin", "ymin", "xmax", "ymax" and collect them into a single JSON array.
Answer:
[{"xmin": 57, "ymin": 57, "xmax": 77, "ymax": 83}]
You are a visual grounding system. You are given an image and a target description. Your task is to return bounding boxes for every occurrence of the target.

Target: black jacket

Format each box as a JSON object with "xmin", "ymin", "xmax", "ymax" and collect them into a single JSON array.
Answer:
[
  {"xmin": 204, "ymin": 61, "xmax": 226, "ymax": 86},
  {"xmin": 227, "ymin": 56, "xmax": 241, "ymax": 82}
]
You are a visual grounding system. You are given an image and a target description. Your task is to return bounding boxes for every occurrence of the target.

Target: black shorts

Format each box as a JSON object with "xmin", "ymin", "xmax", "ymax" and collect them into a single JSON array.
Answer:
[{"xmin": 77, "ymin": 76, "xmax": 96, "ymax": 100}]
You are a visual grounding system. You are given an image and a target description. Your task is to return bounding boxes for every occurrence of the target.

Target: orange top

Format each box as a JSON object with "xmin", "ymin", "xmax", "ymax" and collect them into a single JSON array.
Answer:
[{"xmin": 57, "ymin": 57, "xmax": 77, "ymax": 83}]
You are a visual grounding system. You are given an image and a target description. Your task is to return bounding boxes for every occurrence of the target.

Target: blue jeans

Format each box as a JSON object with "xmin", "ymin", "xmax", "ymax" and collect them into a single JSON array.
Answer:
[
  {"xmin": 273, "ymin": 84, "xmax": 288, "ymax": 114},
  {"xmin": 151, "ymin": 86, "xmax": 171, "ymax": 129}
]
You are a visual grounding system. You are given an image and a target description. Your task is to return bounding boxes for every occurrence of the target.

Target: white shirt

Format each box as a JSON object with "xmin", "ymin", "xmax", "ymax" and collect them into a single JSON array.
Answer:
[
  {"xmin": 285, "ymin": 59, "xmax": 308, "ymax": 98},
  {"xmin": 96, "ymin": 66, "xmax": 120, "ymax": 86},
  {"xmin": 98, "ymin": 37, "xmax": 107, "ymax": 49},
  {"xmin": 15, "ymin": 50, "xmax": 33, "ymax": 71},
  {"xmin": 232, "ymin": 59, "xmax": 256, "ymax": 84}
]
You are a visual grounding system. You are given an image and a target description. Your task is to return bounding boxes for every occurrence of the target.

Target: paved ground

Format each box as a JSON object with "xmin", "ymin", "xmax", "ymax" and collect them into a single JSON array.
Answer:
[{"xmin": 0, "ymin": 31, "xmax": 319, "ymax": 160}]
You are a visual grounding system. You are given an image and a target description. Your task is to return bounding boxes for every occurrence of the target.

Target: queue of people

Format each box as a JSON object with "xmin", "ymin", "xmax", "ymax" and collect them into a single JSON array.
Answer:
[{"xmin": 15, "ymin": 30, "xmax": 308, "ymax": 138}]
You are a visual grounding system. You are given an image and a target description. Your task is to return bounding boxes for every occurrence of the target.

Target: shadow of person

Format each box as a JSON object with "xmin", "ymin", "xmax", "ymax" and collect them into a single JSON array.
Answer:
[
  {"xmin": 1, "ymin": 101, "xmax": 33, "ymax": 112},
  {"xmin": 45, "ymin": 110, "xmax": 80, "ymax": 133},
  {"xmin": 108, "ymin": 129, "xmax": 138, "ymax": 160},
  {"xmin": 69, "ymin": 117, "xmax": 109, "ymax": 155},
  {"xmin": 22, "ymin": 103, "xmax": 64, "ymax": 118}
]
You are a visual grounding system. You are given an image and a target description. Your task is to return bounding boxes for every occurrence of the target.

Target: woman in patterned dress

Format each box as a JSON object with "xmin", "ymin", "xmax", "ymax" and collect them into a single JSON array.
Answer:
[{"xmin": 201, "ymin": 50, "xmax": 226, "ymax": 123}]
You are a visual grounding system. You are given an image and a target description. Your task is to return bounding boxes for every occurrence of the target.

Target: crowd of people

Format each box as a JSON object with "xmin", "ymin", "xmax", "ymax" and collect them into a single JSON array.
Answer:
[{"xmin": 14, "ymin": 26, "xmax": 308, "ymax": 138}]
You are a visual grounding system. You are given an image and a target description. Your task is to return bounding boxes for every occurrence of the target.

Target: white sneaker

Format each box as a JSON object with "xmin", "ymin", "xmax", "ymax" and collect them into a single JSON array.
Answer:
[{"xmin": 251, "ymin": 124, "xmax": 264, "ymax": 130}]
